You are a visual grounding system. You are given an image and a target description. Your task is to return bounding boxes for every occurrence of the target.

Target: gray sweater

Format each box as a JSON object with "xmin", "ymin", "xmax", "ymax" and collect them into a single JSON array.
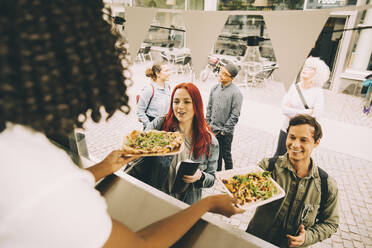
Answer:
[{"xmin": 206, "ymin": 83, "xmax": 243, "ymax": 134}]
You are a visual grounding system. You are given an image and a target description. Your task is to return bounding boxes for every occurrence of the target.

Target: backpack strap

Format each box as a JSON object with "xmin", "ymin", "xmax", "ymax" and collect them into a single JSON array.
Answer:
[
  {"xmin": 145, "ymin": 84, "xmax": 155, "ymax": 114},
  {"xmin": 267, "ymin": 156, "xmax": 279, "ymax": 172},
  {"xmin": 317, "ymin": 166, "xmax": 329, "ymax": 222}
]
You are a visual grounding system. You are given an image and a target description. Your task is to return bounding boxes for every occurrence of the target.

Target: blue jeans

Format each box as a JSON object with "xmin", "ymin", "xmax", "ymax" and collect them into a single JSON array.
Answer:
[{"xmin": 216, "ymin": 132, "xmax": 233, "ymax": 171}]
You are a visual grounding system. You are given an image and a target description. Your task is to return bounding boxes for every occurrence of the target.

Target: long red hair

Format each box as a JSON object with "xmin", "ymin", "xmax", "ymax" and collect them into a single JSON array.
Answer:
[{"xmin": 162, "ymin": 83, "xmax": 213, "ymax": 159}]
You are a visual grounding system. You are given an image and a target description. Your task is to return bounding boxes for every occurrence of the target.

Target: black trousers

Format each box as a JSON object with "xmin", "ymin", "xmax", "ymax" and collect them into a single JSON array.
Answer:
[
  {"xmin": 216, "ymin": 132, "xmax": 234, "ymax": 171},
  {"xmin": 274, "ymin": 130, "xmax": 288, "ymax": 156}
]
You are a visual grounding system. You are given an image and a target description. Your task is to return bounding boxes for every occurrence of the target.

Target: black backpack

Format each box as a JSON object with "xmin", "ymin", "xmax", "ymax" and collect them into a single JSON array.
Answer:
[{"xmin": 268, "ymin": 156, "xmax": 328, "ymax": 222}]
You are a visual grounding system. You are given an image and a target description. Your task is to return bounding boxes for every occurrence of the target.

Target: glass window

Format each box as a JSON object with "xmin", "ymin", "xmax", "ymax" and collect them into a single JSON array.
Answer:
[
  {"xmin": 217, "ymin": 0, "xmax": 356, "ymax": 10},
  {"xmin": 306, "ymin": 0, "xmax": 356, "ymax": 9},
  {"xmin": 217, "ymin": 0, "xmax": 303, "ymax": 10},
  {"xmin": 133, "ymin": 0, "xmax": 185, "ymax": 9},
  {"xmin": 144, "ymin": 12, "xmax": 185, "ymax": 48},
  {"xmin": 213, "ymin": 15, "xmax": 276, "ymax": 61},
  {"xmin": 188, "ymin": 0, "xmax": 204, "ymax": 10},
  {"xmin": 133, "ymin": 0, "xmax": 202, "ymax": 10}
]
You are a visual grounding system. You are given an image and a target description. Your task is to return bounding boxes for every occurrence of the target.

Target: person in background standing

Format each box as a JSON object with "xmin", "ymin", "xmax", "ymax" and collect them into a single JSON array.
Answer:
[
  {"xmin": 137, "ymin": 63, "xmax": 171, "ymax": 129},
  {"xmin": 206, "ymin": 63, "xmax": 243, "ymax": 171},
  {"xmin": 274, "ymin": 57, "xmax": 330, "ymax": 156}
]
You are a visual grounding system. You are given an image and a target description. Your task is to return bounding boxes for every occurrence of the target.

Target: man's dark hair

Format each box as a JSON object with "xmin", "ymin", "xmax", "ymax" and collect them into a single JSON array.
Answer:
[
  {"xmin": 0, "ymin": 0, "xmax": 130, "ymax": 142},
  {"xmin": 287, "ymin": 114, "xmax": 323, "ymax": 142}
]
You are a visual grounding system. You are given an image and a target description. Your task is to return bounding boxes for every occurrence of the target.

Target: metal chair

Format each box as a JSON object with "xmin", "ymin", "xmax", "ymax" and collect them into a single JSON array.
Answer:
[
  {"xmin": 174, "ymin": 56, "xmax": 193, "ymax": 80},
  {"xmin": 141, "ymin": 46, "xmax": 152, "ymax": 62},
  {"xmin": 160, "ymin": 51, "xmax": 172, "ymax": 64},
  {"xmin": 255, "ymin": 64, "xmax": 279, "ymax": 85},
  {"xmin": 240, "ymin": 62, "xmax": 278, "ymax": 88},
  {"xmin": 175, "ymin": 56, "xmax": 192, "ymax": 75},
  {"xmin": 241, "ymin": 62, "xmax": 263, "ymax": 87},
  {"xmin": 136, "ymin": 48, "xmax": 145, "ymax": 63}
]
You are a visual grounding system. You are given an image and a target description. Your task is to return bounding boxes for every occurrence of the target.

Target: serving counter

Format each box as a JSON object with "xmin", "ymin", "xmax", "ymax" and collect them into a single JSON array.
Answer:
[
  {"xmin": 99, "ymin": 169, "xmax": 276, "ymax": 248},
  {"xmin": 77, "ymin": 150, "xmax": 275, "ymax": 247}
]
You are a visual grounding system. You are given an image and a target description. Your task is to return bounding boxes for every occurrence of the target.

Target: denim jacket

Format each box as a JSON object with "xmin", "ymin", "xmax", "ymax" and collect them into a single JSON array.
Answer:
[{"xmin": 145, "ymin": 117, "xmax": 219, "ymax": 204}]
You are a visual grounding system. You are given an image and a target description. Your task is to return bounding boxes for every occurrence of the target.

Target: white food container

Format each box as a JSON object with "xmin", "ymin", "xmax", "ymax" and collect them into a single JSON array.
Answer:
[{"xmin": 216, "ymin": 166, "xmax": 285, "ymax": 210}]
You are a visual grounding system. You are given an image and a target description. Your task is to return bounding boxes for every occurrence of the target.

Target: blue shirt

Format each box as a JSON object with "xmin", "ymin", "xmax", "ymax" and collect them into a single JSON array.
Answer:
[
  {"xmin": 136, "ymin": 81, "xmax": 171, "ymax": 128},
  {"xmin": 206, "ymin": 83, "xmax": 243, "ymax": 134}
]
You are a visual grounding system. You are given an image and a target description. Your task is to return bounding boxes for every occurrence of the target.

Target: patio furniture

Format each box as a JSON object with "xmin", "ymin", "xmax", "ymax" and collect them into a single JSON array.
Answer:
[
  {"xmin": 240, "ymin": 61, "xmax": 278, "ymax": 88},
  {"xmin": 138, "ymin": 46, "xmax": 152, "ymax": 63}
]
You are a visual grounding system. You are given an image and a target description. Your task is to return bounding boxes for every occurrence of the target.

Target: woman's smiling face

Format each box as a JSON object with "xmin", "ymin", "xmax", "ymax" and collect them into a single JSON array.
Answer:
[{"xmin": 173, "ymin": 88, "xmax": 194, "ymax": 125}]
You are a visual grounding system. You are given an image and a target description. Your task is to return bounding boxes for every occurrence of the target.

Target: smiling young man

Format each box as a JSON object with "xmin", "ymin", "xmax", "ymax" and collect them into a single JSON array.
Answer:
[
  {"xmin": 206, "ymin": 63, "xmax": 243, "ymax": 171},
  {"xmin": 246, "ymin": 114, "xmax": 339, "ymax": 247}
]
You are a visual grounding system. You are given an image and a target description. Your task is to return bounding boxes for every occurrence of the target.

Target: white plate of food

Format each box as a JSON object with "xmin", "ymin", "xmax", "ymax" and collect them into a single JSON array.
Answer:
[
  {"xmin": 216, "ymin": 166, "xmax": 285, "ymax": 210},
  {"xmin": 122, "ymin": 130, "xmax": 185, "ymax": 157}
]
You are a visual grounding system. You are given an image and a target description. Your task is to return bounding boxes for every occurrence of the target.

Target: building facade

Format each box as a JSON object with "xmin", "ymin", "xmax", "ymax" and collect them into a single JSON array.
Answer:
[{"xmin": 106, "ymin": 0, "xmax": 371, "ymax": 95}]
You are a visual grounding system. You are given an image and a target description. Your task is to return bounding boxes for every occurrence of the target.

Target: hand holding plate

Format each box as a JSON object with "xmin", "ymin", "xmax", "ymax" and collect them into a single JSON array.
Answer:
[{"xmin": 101, "ymin": 150, "xmax": 139, "ymax": 173}]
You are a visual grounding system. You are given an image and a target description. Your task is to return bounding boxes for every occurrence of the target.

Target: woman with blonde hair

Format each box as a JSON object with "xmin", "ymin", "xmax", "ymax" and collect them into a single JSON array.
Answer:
[
  {"xmin": 136, "ymin": 63, "xmax": 172, "ymax": 129},
  {"xmin": 274, "ymin": 57, "xmax": 330, "ymax": 156}
]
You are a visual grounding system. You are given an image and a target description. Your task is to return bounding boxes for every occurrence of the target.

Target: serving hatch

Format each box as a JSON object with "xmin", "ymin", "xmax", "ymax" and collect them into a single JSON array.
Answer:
[{"xmin": 216, "ymin": 166, "xmax": 285, "ymax": 210}]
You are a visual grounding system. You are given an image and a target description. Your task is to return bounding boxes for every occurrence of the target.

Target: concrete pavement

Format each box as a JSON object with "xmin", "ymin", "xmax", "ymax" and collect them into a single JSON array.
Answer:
[{"xmin": 83, "ymin": 62, "xmax": 372, "ymax": 247}]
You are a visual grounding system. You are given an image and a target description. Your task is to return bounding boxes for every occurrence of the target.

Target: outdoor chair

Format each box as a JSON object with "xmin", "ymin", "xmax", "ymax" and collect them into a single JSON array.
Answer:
[
  {"xmin": 141, "ymin": 46, "xmax": 153, "ymax": 62},
  {"xmin": 160, "ymin": 51, "xmax": 172, "ymax": 64},
  {"xmin": 239, "ymin": 62, "xmax": 278, "ymax": 88},
  {"xmin": 256, "ymin": 64, "xmax": 278, "ymax": 84},
  {"xmin": 175, "ymin": 56, "xmax": 192, "ymax": 75},
  {"xmin": 136, "ymin": 48, "xmax": 144, "ymax": 63},
  {"xmin": 241, "ymin": 62, "xmax": 264, "ymax": 87}
]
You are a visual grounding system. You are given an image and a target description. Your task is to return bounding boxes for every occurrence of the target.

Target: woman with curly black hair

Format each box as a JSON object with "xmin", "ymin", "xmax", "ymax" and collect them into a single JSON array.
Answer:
[{"xmin": 0, "ymin": 1, "xmax": 243, "ymax": 247}]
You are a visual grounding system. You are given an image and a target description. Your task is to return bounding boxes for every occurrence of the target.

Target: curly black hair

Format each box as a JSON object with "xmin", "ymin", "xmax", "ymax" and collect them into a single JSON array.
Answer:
[{"xmin": 0, "ymin": 0, "xmax": 130, "ymax": 141}]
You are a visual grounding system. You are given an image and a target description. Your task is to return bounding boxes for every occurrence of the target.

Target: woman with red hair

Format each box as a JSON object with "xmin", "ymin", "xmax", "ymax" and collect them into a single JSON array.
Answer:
[{"xmin": 144, "ymin": 82, "xmax": 219, "ymax": 204}]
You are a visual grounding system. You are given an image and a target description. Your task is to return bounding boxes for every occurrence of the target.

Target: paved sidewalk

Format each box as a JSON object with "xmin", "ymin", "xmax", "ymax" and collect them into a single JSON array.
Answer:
[{"xmin": 83, "ymin": 63, "xmax": 372, "ymax": 247}]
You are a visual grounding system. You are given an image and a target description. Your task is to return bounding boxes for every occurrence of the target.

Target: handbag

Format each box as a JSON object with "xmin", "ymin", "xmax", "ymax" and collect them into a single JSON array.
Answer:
[{"xmin": 295, "ymin": 83, "xmax": 309, "ymax": 109}]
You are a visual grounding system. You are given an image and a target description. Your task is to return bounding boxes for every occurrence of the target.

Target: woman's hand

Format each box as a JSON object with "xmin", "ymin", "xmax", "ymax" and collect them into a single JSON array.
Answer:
[
  {"xmin": 87, "ymin": 150, "xmax": 139, "ymax": 182},
  {"xmin": 100, "ymin": 150, "xmax": 139, "ymax": 173},
  {"xmin": 183, "ymin": 169, "xmax": 203, "ymax": 183},
  {"xmin": 205, "ymin": 194, "xmax": 245, "ymax": 217}
]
